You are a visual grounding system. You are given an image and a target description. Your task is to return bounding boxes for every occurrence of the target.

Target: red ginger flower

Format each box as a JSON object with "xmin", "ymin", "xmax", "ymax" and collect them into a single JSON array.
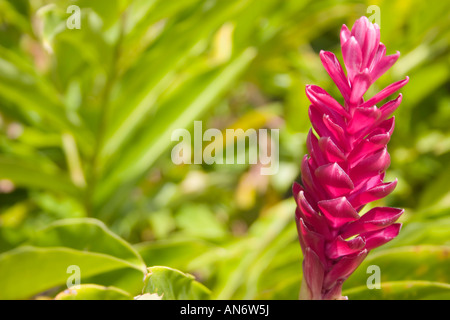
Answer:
[{"xmin": 293, "ymin": 16, "xmax": 408, "ymax": 300}]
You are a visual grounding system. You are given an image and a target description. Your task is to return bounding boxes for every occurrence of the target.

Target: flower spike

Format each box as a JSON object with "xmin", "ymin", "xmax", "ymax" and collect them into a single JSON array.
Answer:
[{"xmin": 294, "ymin": 16, "xmax": 408, "ymax": 300}]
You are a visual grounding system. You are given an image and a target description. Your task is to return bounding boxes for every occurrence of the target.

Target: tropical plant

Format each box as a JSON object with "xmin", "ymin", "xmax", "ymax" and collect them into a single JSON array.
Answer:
[{"xmin": 0, "ymin": 0, "xmax": 449, "ymax": 300}]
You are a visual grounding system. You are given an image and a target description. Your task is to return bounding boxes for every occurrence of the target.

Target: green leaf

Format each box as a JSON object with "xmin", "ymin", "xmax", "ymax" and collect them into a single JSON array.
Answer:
[
  {"xmin": 344, "ymin": 245, "xmax": 450, "ymax": 290},
  {"xmin": 28, "ymin": 218, "xmax": 146, "ymax": 269},
  {"xmin": 383, "ymin": 217, "xmax": 450, "ymax": 248},
  {"xmin": 0, "ymin": 246, "xmax": 144, "ymax": 299},
  {"xmin": 343, "ymin": 281, "xmax": 450, "ymax": 300},
  {"xmin": 0, "ymin": 218, "xmax": 148, "ymax": 299},
  {"xmin": 100, "ymin": 0, "xmax": 251, "ymax": 163},
  {"xmin": 55, "ymin": 284, "xmax": 133, "ymax": 300},
  {"xmin": 95, "ymin": 47, "xmax": 257, "ymax": 209},
  {"xmin": 142, "ymin": 266, "xmax": 211, "ymax": 300}
]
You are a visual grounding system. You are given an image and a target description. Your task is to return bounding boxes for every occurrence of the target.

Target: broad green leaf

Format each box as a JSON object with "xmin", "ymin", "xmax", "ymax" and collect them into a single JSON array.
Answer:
[
  {"xmin": 0, "ymin": 246, "xmax": 145, "ymax": 299},
  {"xmin": 55, "ymin": 284, "xmax": 133, "ymax": 300},
  {"xmin": 344, "ymin": 281, "xmax": 450, "ymax": 300},
  {"xmin": 0, "ymin": 218, "xmax": 147, "ymax": 299},
  {"xmin": 142, "ymin": 266, "xmax": 211, "ymax": 300},
  {"xmin": 28, "ymin": 218, "xmax": 147, "ymax": 269}
]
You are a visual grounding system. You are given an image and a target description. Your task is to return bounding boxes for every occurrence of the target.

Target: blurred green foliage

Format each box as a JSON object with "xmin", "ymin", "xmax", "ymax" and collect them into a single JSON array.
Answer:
[{"xmin": 0, "ymin": 0, "xmax": 449, "ymax": 300}]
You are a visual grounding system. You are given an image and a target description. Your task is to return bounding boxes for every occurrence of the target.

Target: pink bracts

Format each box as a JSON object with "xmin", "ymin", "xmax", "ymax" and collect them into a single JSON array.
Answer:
[{"xmin": 293, "ymin": 16, "xmax": 408, "ymax": 300}]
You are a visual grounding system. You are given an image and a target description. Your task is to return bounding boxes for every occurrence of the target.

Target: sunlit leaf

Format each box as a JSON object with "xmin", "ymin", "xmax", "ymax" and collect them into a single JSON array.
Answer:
[
  {"xmin": 55, "ymin": 284, "xmax": 133, "ymax": 300},
  {"xmin": 142, "ymin": 266, "xmax": 211, "ymax": 300}
]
